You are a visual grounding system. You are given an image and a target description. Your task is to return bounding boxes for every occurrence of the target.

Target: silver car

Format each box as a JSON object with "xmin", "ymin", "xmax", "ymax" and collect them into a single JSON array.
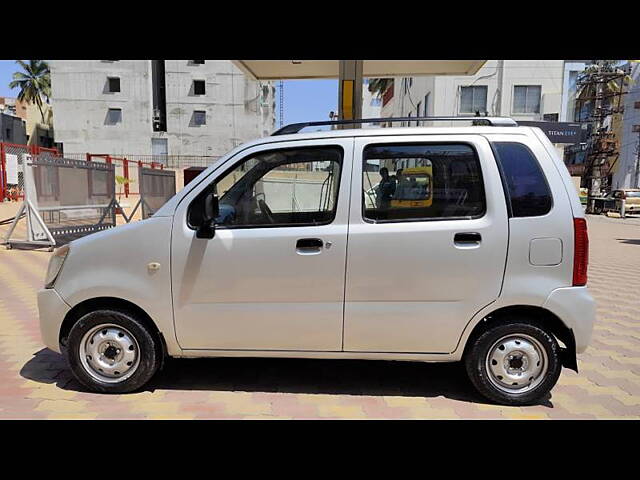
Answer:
[{"xmin": 38, "ymin": 119, "xmax": 595, "ymax": 405}]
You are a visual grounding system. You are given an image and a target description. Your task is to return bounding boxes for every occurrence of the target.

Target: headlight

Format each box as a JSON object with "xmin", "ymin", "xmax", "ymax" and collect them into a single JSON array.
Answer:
[{"xmin": 45, "ymin": 244, "xmax": 70, "ymax": 289}]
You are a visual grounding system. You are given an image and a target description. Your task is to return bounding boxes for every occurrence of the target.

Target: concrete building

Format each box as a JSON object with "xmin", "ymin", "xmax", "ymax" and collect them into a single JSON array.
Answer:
[
  {"xmin": 0, "ymin": 111, "xmax": 27, "ymax": 144},
  {"xmin": 49, "ymin": 60, "xmax": 276, "ymax": 161},
  {"xmin": 384, "ymin": 60, "xmax": 564, "ymax": 122},
  {"xmin": 378, "ymin": 60, "xmax": 567, "ymax": 157},
  {"xmin": 0, "ymin": 96, "xmax": 55, "ymax": 148},
  {"xmin": 613, "ymin": 61, "xmax": 640, "ymax": 189}
]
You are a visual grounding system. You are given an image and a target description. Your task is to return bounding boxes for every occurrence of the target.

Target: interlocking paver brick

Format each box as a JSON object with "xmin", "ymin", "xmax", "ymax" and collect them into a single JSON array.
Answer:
[{"xmin": 1, "ymin": 211, "xmax": 640, "ymax": 419}]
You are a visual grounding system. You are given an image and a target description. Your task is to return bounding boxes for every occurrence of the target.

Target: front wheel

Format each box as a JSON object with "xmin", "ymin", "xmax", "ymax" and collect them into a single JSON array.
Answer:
[
  {"xmin": 465, "ymin": 322, "xmax": 562, "ymax": 406},
  {"xmin": 66, "ymin": 309, "xmax": 161, "ymax": 393}
]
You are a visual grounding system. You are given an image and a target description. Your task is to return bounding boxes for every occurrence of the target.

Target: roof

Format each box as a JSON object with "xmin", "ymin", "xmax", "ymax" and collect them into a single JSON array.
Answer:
[{"xmin": 238, "ymin": 125, "xmax": 537, "ymax": 150}]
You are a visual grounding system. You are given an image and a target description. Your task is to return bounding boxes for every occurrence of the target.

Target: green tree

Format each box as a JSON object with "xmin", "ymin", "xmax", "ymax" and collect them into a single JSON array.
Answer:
[
  {"xmin": 368, "ymin": 78, "xmax": 393, "ymax": 98},
  {"xmin": 9, "ymin": 60, "xmax": 51, "ymax": 123}
]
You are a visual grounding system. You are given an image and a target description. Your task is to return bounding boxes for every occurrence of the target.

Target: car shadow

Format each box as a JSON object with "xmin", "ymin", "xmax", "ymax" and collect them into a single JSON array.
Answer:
[{"xmin": 20, "ymin": 348, "xmax": 553, "ymax": 408}]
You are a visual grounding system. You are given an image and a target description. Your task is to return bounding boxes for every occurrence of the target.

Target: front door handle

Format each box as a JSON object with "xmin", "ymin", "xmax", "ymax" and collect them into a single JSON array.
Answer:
[
  {"xmin": 454, "ymin": 232, "xmax": 482, "ymax": 246},
  {"xmin": 296, "ymin": 238, "xmax": 324, "ymax": 254}
]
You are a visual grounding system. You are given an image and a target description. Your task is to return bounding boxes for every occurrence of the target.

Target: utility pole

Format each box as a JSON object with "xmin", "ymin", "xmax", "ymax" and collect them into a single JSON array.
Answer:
[
  {"xmin": 576, "ymin": 60, "xmax": 629, "ymax": 212},
  {"xmin": 635, "ymin": 129, "xmax": 640, "ymax": 188},
  {"xmin": 278, "ymin": 81, "xmax": 284, "ymax": 128}
]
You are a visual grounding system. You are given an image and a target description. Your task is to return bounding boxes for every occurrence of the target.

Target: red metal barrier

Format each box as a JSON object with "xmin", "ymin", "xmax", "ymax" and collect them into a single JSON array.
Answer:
[{"xmin": 85, "ymin": 153, "xmax": 161, "ymax": 199}]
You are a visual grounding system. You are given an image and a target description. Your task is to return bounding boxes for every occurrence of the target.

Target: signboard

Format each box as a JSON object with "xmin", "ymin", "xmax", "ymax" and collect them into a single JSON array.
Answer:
[
  {"xmin": 6, "ymin": 153, "xmax": 18, "ymax": 184},
  {"xmin": 518, "ymin": 121, "xmax": 584, "ymax": 144}
]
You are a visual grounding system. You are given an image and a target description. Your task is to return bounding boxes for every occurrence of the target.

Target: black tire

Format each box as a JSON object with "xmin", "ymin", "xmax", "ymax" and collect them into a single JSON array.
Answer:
[
  {"xmin": 464, "ymin": 322, "xmax": 561, "ymax": 406},
  {"xmin": 593, "ymin": 205, "xmax": 603, "ymax": 215},
  {"xmin": 66, "ymin": 309, "xmax": 161, "ymax": 393}
]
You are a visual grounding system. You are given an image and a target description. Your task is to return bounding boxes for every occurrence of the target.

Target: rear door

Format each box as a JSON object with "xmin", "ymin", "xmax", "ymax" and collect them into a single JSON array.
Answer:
[{"xmin": 343, "ymin": 135, "xmax": 509, "ymax": 353}]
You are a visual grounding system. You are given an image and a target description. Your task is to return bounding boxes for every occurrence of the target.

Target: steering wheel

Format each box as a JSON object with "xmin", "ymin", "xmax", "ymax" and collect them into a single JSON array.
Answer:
[{"xmin": 258, "ymin": 198, "xmax": 275, "ymax": 224}]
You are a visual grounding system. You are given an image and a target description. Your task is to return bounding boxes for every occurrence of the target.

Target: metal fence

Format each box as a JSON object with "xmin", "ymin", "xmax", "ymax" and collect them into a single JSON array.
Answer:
[
  {"xmin": 138, "ymin": 168, "xmax": 176, "ymax": 219},
  {"xmin": 64, "ymin": 153, "xmax": 220, "ymax": 169},
  {"xmin": 1, "ymin": 142, "xmax": 60, "ymax": 202},
  {"xmin": 3, "ymin": 153, "xmax": 120, "ymax": 248}
]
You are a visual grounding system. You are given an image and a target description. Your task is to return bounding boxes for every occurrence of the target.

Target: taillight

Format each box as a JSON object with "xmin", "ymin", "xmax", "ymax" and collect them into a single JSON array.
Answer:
[{"xmin": 573, "ymin": 217, "xmax": 589, "ymax": 286}]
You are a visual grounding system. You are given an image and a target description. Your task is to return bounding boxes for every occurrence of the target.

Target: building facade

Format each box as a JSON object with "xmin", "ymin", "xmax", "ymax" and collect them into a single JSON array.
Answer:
[
  {"xmin": 384, "ymin": 60, "xmax": 564, "ymax": 122},
  {"xmin": 0, "ymin": 111, "xmax": 27, "ymax": 144},
  {"xmin": 50, "ymin": 60, "xmax": 276, "ymax": 160},
  {"xmin": 613, "ymin": 61, "xmax": 640, "ymax": 189}
]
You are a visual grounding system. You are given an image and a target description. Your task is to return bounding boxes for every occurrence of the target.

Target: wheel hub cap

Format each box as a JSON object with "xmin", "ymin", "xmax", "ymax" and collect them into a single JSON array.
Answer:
[
  {"xmin": 79, "ymin": 324, "xmax": 140, "ymax": 383},
  {"xmin": 486, "ymin": 334, "xmax": 548, "ymax": 394}
]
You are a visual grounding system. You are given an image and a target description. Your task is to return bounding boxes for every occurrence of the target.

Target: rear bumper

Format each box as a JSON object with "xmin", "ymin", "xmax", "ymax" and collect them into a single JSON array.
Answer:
[
  {"xmin": 37, "ymin": 288, "xmax": 70, "ymax": 354},
  {"xmin": 543, "ymin": 286, "xmax": 595, "ymax": 353}
]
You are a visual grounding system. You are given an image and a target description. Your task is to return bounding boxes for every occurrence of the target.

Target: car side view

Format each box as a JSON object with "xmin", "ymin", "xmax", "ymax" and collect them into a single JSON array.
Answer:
[{"xmin": 38, "ymin": 116, "xmax": 595, "ymax": 405}]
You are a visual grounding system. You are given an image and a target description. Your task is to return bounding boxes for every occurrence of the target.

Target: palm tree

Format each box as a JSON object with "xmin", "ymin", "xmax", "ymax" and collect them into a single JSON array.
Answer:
[
  {"xmin": 9, "ymin": 60, "xmax": 51, "ymax": 124},
  {"xmin": 368, "ymin": 78, "xmax": 393, "ymax": 98}
]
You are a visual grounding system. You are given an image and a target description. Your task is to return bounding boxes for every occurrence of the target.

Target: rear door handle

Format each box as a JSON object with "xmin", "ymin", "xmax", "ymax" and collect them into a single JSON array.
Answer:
[
  {"xmin": 296, "ymin": 238, "xmax": 324, "ymax": 254},
  {"xmin": 454, "ymin": 232, "xmax": 482, "ymax": 245}
]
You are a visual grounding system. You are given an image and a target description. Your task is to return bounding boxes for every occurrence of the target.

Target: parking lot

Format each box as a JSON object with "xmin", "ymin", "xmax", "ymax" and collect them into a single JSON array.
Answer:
[{"xmin": 1, "ymin": 207, "xmax": 639, "ymax": 419}]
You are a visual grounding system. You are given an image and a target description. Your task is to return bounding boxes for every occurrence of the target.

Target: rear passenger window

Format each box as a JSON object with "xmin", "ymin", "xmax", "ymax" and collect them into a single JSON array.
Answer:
[
  {"xmin": 362, "ymin": 143, "xmax": 485, "ymax": 222},
  {"xmin": 492, "ymin": 142, "xmax": 552, "ymax": 217}
]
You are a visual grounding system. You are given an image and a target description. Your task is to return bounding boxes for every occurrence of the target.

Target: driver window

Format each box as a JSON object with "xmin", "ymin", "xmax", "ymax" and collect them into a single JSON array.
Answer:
[{"xmin": 213, "ymin": 146, "xmax": 343, "ymax": 227}]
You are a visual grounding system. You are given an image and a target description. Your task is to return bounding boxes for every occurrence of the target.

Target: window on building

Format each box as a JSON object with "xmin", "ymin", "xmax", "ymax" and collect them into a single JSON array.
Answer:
[
  {"xmin": 107, "ymin": 77, "xmax": 120, "ymax": 93},
  {"xmin": 106, "ymin": 108, "xmax": 122, "ymax": 125},
  {"xmin": 492, "ymin": 142, "xmax": 552, "ymax": 217},
  {"xmin": 513, "ymin": 86, "xmax": 542, "ymax": 114},
  {"xmin": 192, "ymin": 60, "xmax": 205, "ymax": 65},
  {"xmin": 193, "ymin": 80, "xmax": 206, "ymax": 95},
  {"xmin": 201, "ymin": 147, "xmax": 343, "ymax": 228},
  {"xmin": 634, "ymin": 101, "xmax": 640, "ymax": 109},
  {"xmin": 460, "ymin": 86, "xmax": 488, "ymax": 114},
  {"xmin": 193, "ymin": 110, "xmax": 207, "ymax": 126},
  {"xmin": 424, "ymin": 93, "xmax": 430, "ymax": 116},
  {"xmin": 362, "ymin": 143, "xmax": 486, "ymax": 222}
]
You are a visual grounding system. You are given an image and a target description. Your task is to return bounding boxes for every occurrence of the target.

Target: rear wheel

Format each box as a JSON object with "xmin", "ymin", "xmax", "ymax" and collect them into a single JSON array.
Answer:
[
  {"xmin": 465, "ymin": 322, "xmax": 561, "ymax": 406},
  {"xmin": 66, "ymin": 309, "xmax": 161, "ymax": 393}
]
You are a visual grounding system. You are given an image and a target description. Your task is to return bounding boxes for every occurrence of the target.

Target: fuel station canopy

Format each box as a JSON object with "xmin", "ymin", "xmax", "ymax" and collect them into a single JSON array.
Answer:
[
  {"xmin": 232, "ymin": 60, "xmax": 487, "ymax": 123},
  {"xmin": 232, "ymin": 60, "xmax": 486, "ymax": 80}
]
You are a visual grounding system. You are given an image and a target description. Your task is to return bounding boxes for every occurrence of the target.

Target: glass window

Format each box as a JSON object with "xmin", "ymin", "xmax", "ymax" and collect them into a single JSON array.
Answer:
[
  {"xmin": 460, "ymin": 86, "xmax": 487, "ymax": 114},
  {"xmin": 492, "ymin": 142, "xmax": 552, "ymax": 217},
  {"xmin": 193, "ymin": 110, "xmax": 206, "ymax": 126},
  {"xmin": 106, "ymin": 108, "xmax": 122, "ymax": 125},
  {"xmin": 211, "ymin": 147, "xmax": 343, "ymax": 228},
  {"xmin": 362, "ymin": 143, "xmax": 485, "ymax": 222},
  {"xmin": 193, "ymin": 80, "xmax": 206, "ymax": 95},
  {"xmin": 513, "ymin": 86, "xmax": 541, "ymax": 114},
  {"xmin": 107, "ymin": 77, "xmax": 120, "ymax": 93}
]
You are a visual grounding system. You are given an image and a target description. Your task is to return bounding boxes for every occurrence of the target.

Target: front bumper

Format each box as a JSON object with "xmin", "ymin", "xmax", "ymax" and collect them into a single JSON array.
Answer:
[
  {"xmin": 37, "ymin": 288, "xmax": 71, "ymax": 354},
  {"xmin": 543, "ymin": 286, "xmax": 595, "ymax": 353}
]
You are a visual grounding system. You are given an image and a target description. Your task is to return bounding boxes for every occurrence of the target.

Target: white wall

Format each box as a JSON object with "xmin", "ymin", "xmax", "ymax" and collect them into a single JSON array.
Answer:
[
  {"xmin": 50, "ymin": 60, "xmax": 275, "ymax": 158},
  {"xmin": 613, "ymin": 62, "xmax": 640, "ymax": 189},
  {"xmin": 388, "ymin": 60, "xmax": 565, "ymax": 124}
]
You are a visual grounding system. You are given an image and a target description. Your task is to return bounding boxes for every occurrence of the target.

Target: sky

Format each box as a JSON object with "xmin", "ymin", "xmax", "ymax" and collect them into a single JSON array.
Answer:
[
  {"xmin": 0, "ymin": 60, "xmax": 337, "ymax": 127},
  {"xmin": 0, "ymin": 60, "xmax": 19, "ymax": 97}
]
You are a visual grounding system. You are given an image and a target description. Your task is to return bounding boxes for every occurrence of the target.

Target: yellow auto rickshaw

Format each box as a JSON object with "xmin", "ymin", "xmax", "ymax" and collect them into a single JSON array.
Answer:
[{"xmin": 391, "ymin": 165, "xmax": 433, "ymax": 208}]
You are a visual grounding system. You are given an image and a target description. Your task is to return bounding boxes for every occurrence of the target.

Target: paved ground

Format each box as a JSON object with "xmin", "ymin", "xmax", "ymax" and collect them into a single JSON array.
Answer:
[{"xmin": 1, "ymin": 206, "xmax": 639, "ymax": 419}]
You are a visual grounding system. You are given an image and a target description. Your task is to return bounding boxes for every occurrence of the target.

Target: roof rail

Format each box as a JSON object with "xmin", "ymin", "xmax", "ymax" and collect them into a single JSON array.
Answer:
[{"xmin": 271, "ymin": 116, "xmax": 518, "ymax": 136}]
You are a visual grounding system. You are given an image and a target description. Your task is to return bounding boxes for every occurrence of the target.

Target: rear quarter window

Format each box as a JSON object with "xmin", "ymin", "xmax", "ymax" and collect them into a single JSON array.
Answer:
[{"xmin": 492, "ymin": 142, "xmax": 552, "ymax": 217}]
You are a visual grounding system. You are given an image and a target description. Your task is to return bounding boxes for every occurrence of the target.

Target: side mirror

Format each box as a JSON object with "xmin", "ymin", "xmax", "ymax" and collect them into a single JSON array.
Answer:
[{"xmin": 196, "ymin": 192, "xmax": 219, "ymax": 239}]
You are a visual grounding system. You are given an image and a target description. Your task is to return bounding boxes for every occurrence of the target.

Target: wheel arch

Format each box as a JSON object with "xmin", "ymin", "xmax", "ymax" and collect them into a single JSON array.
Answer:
[
  {"xmin": 59, "ymin": 296, "xmax": 168, "ymax": 368},
  {"xmin": 461, "ymin": 305, "xmax": 578, "ymax": 372}
]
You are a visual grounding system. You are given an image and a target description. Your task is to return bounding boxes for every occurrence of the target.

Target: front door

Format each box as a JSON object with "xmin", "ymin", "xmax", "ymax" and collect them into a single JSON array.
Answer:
[
  {"xmin": 344, "ymin": 135, "xmax": 509, "ymax": 353},
  {"xmin": 171, "ymin": 139, "xmax": 353, "ymax": 351}
]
